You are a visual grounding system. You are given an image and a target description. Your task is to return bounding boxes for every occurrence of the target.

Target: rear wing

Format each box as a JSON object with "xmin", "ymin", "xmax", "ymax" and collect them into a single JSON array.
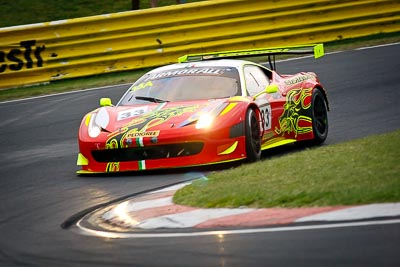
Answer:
[{"xmin": 178, "ymin": 44, "xmax": 324, "ymax": 71}]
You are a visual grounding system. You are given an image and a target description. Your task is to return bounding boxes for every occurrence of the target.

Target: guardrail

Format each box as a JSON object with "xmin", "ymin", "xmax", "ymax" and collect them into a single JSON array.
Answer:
[{"xmin": 0, "ymin": 0, "xmax": 399, "ymax": 89}]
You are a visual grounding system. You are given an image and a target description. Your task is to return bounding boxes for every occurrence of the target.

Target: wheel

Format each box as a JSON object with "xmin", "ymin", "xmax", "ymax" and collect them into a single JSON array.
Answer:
[
  {"xmin": 310, "ymin": 88, "xmax": 328, "ymax": 145},
  {"xmin": 245, "ymin": 108, "xmax": 261, "ymax": 162}
]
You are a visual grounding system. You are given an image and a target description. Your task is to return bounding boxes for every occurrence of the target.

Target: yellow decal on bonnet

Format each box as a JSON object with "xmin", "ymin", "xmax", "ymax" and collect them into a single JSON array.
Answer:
[
  {"xmin": 106, "ymin": 105, "xmax": 199, "ymax": 150},
  {"xmin": 220, "ymin": 103, "xmax": 237, "ymax": 116}
]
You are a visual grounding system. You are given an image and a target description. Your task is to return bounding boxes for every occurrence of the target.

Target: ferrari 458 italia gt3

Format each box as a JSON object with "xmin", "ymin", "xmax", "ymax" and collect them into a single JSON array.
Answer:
[{"xmin": 77, "ymin": 44, "xmax": 329, "ymax": 173}]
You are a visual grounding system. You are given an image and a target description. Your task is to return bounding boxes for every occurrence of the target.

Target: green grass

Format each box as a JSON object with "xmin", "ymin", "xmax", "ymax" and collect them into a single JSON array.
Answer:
[
  {"xmin": 0, "ymin": 0, "xmax": 203, "ymax": 28},
  {"xmin": 173, "ymin": 130, "xmax": 400, "ymax": 208}
]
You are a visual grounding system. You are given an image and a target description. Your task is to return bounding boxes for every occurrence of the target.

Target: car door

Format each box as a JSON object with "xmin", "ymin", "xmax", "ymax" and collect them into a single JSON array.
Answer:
[{"xmin": 243, "ymin": 64, "xmax": 273, "ymax": 137}]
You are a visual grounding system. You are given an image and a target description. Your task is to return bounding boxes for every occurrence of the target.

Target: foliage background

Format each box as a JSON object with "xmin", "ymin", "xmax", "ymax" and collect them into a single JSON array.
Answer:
[{"xmin": 0, "ymin": 0, "xmax": 203, "ymax": 28}]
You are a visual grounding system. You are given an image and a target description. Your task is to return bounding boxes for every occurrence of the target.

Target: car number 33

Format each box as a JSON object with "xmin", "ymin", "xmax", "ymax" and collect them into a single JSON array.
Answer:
[{"xmin": 259, "ymin": 104, "xmax": 272, "ymax": 131}]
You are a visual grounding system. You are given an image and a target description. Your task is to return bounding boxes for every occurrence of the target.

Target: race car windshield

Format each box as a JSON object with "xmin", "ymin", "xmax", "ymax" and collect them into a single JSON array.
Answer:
[{"xmin": 119, "ymin": 67, "xmax": 240, "ymax": 105}]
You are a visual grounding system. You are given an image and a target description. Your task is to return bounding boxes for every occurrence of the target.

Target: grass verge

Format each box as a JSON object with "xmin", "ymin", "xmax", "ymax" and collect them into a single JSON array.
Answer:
[
  {"xmin": 0, "ymin": 0, "xmax": 203, "ymax": 28},
  {"xmin": 173, "ymin": 130, "xmax": 400, "ymax": 208}
]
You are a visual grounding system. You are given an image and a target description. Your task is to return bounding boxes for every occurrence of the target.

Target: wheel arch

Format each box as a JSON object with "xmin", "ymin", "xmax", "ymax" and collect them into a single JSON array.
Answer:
[
  {"xmin": 244, "ymin": 105, "xmax": 262, "ymax": 162},
  {"xmin": 247, "ymin": 103, "xmax": 264, "ymax": 133},
  {"xmin": 314, "ymin": 85, "xmax": 330, "ymax": 111}
]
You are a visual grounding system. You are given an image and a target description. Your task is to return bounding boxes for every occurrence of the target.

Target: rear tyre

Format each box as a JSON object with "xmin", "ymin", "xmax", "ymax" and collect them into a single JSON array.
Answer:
[
  {"xmin": 245, "ymin": 108, "xmax": 261, "ymax": 162},
  {"xmin": 310, "ymin": 88, "xmax": 328, "ymax": 145}
]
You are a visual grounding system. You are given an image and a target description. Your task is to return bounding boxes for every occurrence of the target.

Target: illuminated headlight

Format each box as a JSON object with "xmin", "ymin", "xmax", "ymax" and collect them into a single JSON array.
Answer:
[
  {"xmin": 195, "ymin": 102, "xmax": 230, "ymax": 129},
  {"xmin": 88, "ymin": 107, "xmax": 110, "ymax": 138},
  {"xmin": 196, "ymin": 113, "xmax": 215, "ymax": 129}
]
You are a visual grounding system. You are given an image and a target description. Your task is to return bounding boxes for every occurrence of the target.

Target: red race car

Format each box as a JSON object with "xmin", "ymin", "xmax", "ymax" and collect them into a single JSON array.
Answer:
[{"xmin": 77, "ymin": 44, "xmax": 328, "ymax": 174}]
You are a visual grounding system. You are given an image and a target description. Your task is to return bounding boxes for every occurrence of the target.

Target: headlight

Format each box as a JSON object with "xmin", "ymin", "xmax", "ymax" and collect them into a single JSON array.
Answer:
[
  {"xmin": 88, "ymin": 107, "xmax": 110, "ymax": 138},
  {"xmin": 195, "ymin": 102, "xmax": 230, "ymax": 129},
  {"xmin": 195, "ymin": 113, "xmax": 215, "ymax": 129},
  {"xmin": 88, "ymin": 113, "xmax": 101, "ymax": 138}
]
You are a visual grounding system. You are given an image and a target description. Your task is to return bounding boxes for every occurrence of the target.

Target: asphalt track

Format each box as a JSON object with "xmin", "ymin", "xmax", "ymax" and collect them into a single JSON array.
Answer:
[{"xmin": 0, "ymin": 43, "xmax": 399, "ymax": 266}]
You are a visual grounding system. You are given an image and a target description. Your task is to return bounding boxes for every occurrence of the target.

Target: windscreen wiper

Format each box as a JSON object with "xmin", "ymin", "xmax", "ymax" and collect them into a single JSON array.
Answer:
[{"xmin": 135, "ymin": 96, "xmax": 169, "ymax": 103}]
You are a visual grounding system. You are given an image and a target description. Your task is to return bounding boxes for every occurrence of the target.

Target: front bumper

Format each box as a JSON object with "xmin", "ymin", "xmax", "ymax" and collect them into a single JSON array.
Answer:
[{"xmin": 77, "ymin": 136, "xmax": 246, "ymax": 173}]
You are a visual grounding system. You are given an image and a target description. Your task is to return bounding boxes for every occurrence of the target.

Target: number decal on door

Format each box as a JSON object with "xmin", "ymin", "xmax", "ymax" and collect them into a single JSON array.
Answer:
[{"xmin": 260, "ymin": 105, "xmax": 271, "ymax": 131}]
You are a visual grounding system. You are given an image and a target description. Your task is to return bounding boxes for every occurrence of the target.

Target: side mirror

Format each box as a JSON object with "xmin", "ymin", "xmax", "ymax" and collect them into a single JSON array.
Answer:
[
  {"xmin": 100, "ymin": 98, "xmax": 112, "ymax": 107},
  {"xmin": 252, "ymin": 84, "xmax": 279, "ymax": 100},
  {"xmin": 266, "ymin": 84, "xmax": 279, "ymax": 94}
]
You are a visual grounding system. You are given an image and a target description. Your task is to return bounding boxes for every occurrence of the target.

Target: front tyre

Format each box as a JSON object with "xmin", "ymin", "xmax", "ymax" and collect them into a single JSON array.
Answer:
[
  {"xmin": 310, "ymin": 88, "xmax": 328, "ymax": 145},
  {"xmin": 245, "ymin": 108, "xmax": 261, "ymax": 162}
]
